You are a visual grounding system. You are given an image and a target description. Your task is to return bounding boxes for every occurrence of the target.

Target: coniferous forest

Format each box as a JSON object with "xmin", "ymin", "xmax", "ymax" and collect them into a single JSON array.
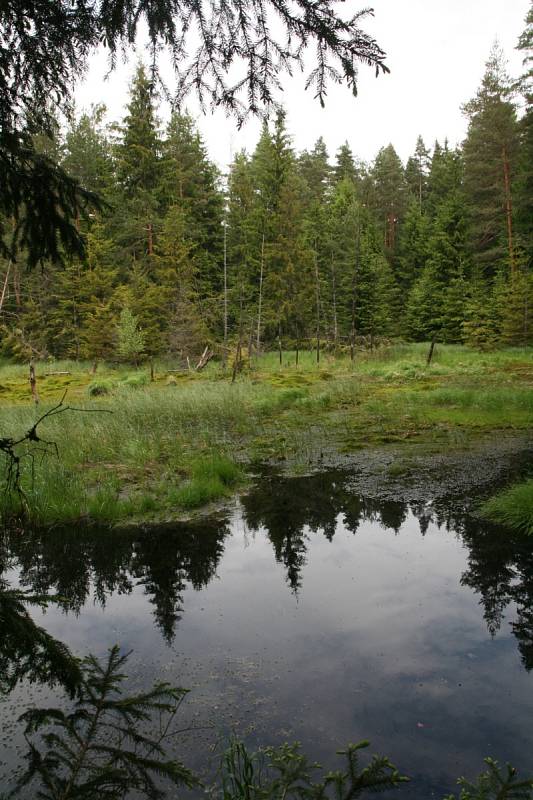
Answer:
[
  {"xmin": 3, "ymin": 3, "xmax": 533, "ymax": 800},
  {"xmin": 1, "ymin": 36, "xmax": 532, "ymax": 363}
]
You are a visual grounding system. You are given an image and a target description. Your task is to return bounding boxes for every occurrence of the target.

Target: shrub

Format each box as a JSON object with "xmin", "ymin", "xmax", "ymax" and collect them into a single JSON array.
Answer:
[{"xmin": 87, "ymin": 379, "xmax": 114, "ymax": 397}]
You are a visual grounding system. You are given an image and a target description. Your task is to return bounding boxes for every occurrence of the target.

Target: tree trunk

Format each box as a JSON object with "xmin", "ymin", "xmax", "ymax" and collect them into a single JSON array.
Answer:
[
  {"xmin": 331, "ymin": 259, "xmax": 338, "ymax": 347},
  {"xmin": 256, "ymin": 232, "xmax": 265, "ymax": 351},
  {"xmin": 13, "ymin": 263, "xmax": 21, "ymax": 307},
  {"xmin": 29, "ymin": 362, "xmax": 39, "ymax": 405},
  {"xmin": 502, "ymin": 144, "xmax": 515, "ymax": 276},
  {"xmin": 426, "ymin": 338, "xmax": 436, "ymax": 366},
  {"xmin": 232, "ymin": 285, "xmax": 244, "ymax": 384},
  {"xmin": 147, "ymin": 222, "xmax": 154, "ymax": 256},
  {"xmin": 314, "ymin": 249, "xmax": 321, "ymax": 365},
  {"xmin": 0, "ymin": 261, "xmax": 12, "ymax": 313},
  {"xmin": 223, "ymin": 218, "xmax": 228, "ymax": 344}
]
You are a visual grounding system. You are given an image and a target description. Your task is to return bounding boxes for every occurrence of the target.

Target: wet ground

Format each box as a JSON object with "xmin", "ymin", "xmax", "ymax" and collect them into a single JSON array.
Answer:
[{"xmin": 1, "ymin": 446, "xmax": 533, "ymax": 798}]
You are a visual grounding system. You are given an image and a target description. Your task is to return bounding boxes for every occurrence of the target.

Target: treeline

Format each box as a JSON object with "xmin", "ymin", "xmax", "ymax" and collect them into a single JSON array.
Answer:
[{"xmin": 0, "ymin": 24, "xmax": 531, "ymax": 362}]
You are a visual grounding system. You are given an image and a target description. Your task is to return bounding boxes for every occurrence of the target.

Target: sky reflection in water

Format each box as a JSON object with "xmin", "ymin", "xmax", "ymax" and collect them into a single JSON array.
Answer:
[{"xmin": 1, "ymin": 469, "xmax": 533, "ymax": 798}]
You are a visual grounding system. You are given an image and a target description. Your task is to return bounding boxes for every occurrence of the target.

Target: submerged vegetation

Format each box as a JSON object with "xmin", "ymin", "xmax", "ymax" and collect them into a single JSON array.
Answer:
[
  {"xmin": 480, "ymin": 479, "xmax": 533, "ymax": 535},
  {"xmin": 0, "ymin": 343, "xmax": 532, "ymax": 526}
]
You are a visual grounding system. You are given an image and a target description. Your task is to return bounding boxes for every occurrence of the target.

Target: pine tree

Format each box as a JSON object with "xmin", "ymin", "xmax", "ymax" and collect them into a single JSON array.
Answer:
[
  {"xmin": 396, "ymin": 198, "xmax": 431, "ymax": 291},
  {"xmin": 463, "ymin": 45, "xmax": 520, "ymax": 279},
  {"xmin": 515, "ymin": 5, "xmax": 533, "ymax": 268},
  {"xmin": 226, "ymin": 150, "xmax": 263, "ymax": 346},
  {"xmin": 113, "ymin": 64, "xmax": 162, "ymax": 266},
  {"xmin": 155, "ymin": 204, "xmax": 211, "ymax": 358},
  {"xmin": 462, "ymin": 283, "xmax": 499, "ymax": 350},
  {"xmin": 160, "ymin": 112, "xmax": 224, "ymax": 304},
  {"xmin": 494, "ymin": 267, "xmax": 533, "ymax": 346},
  {"xmin": 370, "ymin": 144, "xmax": 408, "ymax": 263},
  {"xmin": 333, "ymin": 141, "xmax": 360, "ymax": 185},
  {"xmin": 405, "ymin": 135, "xmax": 431, "ymax": 209},
  {"xmin": 252, "ymin": 111, "xmax": 312, "ymax": 348}
]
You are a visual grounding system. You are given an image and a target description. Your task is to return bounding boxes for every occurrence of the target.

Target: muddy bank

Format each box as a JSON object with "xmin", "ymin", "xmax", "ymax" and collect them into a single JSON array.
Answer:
[{"xmin": 264, "ymin": 430, "xmax": 533, "ymax": 510}]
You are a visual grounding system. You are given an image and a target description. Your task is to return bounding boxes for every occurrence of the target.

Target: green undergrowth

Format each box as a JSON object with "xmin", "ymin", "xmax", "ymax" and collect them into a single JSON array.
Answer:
[
  {"xmin": 479, "ymin": 479, "xmax": 533, "ymax": 535},
  {"xmin": 1, "ymin": 343, "xmax": 532, "ymax": 525}
]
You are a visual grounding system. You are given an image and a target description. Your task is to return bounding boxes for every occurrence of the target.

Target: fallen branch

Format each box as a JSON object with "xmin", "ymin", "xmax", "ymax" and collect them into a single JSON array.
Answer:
[
  {"xmin": 196, "ymin": 346, "xmax": 214, "ymax": 372},
  {"xmin": 0, "ymin": 391, "xmax": 112, "ymax": 517}
]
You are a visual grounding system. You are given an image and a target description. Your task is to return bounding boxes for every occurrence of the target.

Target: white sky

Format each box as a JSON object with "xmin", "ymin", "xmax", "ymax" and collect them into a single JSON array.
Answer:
[{"xmin": 74, "ymin": 0, "xmax": 531, "ymax": 169}]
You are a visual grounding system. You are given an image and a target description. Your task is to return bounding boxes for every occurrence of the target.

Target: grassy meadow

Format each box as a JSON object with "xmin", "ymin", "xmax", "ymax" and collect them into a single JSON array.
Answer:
[{"xmin": 1, "ymin": 342, "xmax": 532, "ymax": 527}]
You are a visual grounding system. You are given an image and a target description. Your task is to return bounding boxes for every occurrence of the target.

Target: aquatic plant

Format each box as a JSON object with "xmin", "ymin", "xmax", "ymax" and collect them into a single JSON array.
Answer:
[
  {"xmin": 479, "ymin": 479, "xmax": 533, "ymax": 535},
  {"xmin": 220, "ymin": 738, "xmax": 408, "ymax": 800}
]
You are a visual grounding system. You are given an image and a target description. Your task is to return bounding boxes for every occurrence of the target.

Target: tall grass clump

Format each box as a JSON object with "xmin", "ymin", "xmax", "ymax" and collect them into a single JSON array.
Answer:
[
  {"xmin": 220, "ymin": 737, "xmax": 408, "ymax": 800},
  {"xmin": 479, "ymin": 479, "xmax": 533, "ymax": 535},
  {"xmin": 171, "ymin": 454, "xmax": 243, "ymax": 510},
  {"xmin": 87, "ymin": 379, "xmax": 115, "ymax": 397}
]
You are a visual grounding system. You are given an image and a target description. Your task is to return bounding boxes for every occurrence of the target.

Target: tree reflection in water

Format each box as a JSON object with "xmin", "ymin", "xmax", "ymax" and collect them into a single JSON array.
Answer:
[{"xmin": 1, "ymin": 466, "xmax": 533, "ymax": 700}]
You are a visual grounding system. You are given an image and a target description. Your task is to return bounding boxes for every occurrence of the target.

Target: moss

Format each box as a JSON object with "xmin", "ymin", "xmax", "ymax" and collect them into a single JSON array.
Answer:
[{"xmin": 1, "ymin": 345, "xmax": 532, "ymax": 525}]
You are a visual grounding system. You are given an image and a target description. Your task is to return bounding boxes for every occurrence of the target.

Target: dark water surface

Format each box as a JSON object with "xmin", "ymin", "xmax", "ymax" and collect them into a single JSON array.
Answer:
[{"xmin": 2, "ymin": 468, "xmax": 533, "ymax": 797}]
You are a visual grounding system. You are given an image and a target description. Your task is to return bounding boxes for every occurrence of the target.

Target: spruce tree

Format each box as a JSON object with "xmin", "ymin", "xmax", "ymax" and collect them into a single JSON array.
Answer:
[
  {"xmin": 514, "ymin": 5, "xmax": 533, "ymax": 268},
  {"xmin": 114, "ymin": 64, "xmax": 162, "ymax": 267},
  {"xmin": 462, "ymin": 45, "xmax": 520, "ymax": 279},
  {"xmin": 370, "ymin": 144, "xmax": 408, "ymax": 266},
  {"xmin": 161, "ymin": 112, "xmax": 224, "ymax": 304},
  {"xmin": 405, "ymin": 135, "xmax": 431, "ymax": 209}
]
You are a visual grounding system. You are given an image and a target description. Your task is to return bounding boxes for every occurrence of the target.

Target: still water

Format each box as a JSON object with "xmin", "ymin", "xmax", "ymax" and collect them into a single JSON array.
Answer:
[{"xmin": 1, "ymin": 468, "xmax": 533, "ymax": 797}]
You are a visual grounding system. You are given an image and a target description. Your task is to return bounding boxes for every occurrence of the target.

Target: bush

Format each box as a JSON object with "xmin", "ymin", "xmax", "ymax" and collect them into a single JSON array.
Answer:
[
  {"xmin": 120, "ymin": 372, "xmax": 149, "ymax": 388},
  {"xmin": 87, "ymin": 379, "xmax": 114, "ymax": 397}
]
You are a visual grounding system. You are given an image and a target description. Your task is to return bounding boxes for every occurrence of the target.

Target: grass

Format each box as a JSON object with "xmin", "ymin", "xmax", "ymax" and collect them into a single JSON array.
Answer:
[
  {"xmin": 479, "ymin": 479, "xmax": 533, "ymax": 535},
  {"xmin": 1, "ymin": 342, "xmax": 532, "ymax": 526}
]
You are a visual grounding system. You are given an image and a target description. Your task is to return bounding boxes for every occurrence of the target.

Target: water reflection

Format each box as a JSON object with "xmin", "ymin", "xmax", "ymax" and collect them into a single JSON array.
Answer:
[
  {"xmin": 240, "ymin": 471, "xmax": 408, "ymax": 592},
  {"xmin": 2, "ymin": 519, "xmax": 229, "ymax": 644},
  {"xmin": 2, "ymin": 466, "xmax": 533, "ymax": 798},
  {"xmin": 1, "ymin": 468, "xmax": 533, "ymax": 665}
]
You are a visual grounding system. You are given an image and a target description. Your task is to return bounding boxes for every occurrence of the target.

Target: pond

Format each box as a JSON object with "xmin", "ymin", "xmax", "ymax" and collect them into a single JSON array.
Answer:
[{"xmin": 1, "ymin": 467, "xmax": 533, "ymax": 798}]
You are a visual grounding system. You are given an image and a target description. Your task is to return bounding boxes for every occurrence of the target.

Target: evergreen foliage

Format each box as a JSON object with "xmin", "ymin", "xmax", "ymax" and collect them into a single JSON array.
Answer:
[
  {"xmin": 1, "ymin": 18, "xmax": 532, "ymax": 359},
  {"xmin": 0, "ymin": 0, "xmax": 388, "ymax": 267},
  {"xmin": 444, "ymin": 758, "xmax": 533, "ymax": 800},
  {"xmin": 0, "ymin": 580, "xmax": 82, "ymax": 697},
  {"xmin": 220, "ymin": 737, "xmax": 408, "ymax": 800},
  {"xmin": 116, "ymin": 307, "xmax": 146, "ymax": 363},
  {"xmin": 13, "ymin": 646, "xmax": 198, "ymax": 800}
]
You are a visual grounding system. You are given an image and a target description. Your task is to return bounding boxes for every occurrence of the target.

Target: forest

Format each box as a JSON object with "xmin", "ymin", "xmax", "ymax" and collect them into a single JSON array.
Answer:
[
  {"xmin": 2, "ymin": 2, "xmax": 533, "ymax": 799},
  {"xmin": 0, "ymin": 39, "xmax": 531, "ymax": 363}
]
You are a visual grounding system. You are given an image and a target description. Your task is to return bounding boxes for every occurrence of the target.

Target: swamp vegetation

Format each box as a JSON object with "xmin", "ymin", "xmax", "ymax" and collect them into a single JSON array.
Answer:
[
  {"xmin": 0, "ymin": 343, "xmax": 532, "ymax": 528},
  {"xmin": 3, "ymin": 465, "xmax": 533, "ymax": 798},
  {"xmin": 1, "ymin": 2, "xmax": 532, "ymax": 796}
]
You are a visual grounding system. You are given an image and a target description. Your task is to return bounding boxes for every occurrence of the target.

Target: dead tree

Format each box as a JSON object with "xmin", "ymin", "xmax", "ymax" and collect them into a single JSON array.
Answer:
[
  {"xmin": 29, "ymin": 362, "xmax": 39, "ymax": 405},
  {"xmin": 1, "ymin": 392, "xmax": 111, "ymax": 519}
]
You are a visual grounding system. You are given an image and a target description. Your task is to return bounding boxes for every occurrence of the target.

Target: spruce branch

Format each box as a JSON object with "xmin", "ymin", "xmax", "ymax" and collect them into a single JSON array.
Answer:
[{"xmin": 13, "ymin": 645, "xmax": 198, "ymax": 800}]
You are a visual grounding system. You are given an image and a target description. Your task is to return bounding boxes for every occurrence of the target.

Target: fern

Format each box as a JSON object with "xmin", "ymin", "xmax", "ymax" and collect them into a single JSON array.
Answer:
[{"xmin": 12, "ymin": 645, "xmax": 198, "ymax": 800}]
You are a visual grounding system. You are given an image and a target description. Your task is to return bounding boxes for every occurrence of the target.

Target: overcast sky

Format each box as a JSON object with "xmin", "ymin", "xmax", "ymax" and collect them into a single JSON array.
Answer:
[{"xmin": 75, "ymin": 0, "xmax": 531, "ymax": 169}]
